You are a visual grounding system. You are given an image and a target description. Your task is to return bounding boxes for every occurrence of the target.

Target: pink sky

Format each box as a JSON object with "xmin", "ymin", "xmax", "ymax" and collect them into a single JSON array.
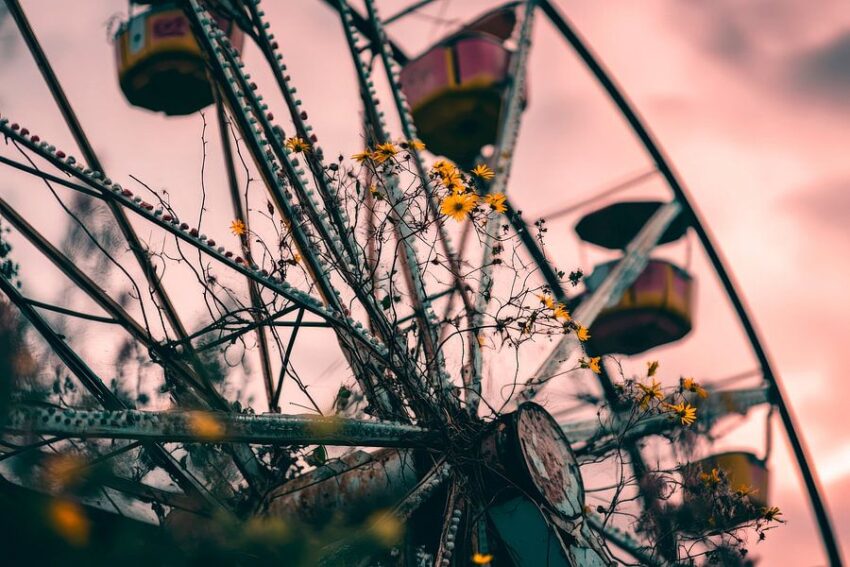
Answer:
[{"xmin": 1, "ymin": 1, "xmax": 849, "ymax": 564}]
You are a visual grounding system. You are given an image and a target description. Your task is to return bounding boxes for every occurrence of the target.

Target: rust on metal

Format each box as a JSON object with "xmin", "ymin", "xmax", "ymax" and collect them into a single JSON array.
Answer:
[
  {"xmin": 261, "ymin": 449, "xmax": 423, "ymax": 525},
  {"xmin": 515, "ymin": 403, "xmax": 584, "ymax": 519}
]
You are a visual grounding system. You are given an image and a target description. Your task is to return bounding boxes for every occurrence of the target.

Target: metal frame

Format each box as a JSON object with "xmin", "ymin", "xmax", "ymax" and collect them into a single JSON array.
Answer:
[{"xmin": 0, "ymin": 0, "xmax": 839, "ymax": 565}]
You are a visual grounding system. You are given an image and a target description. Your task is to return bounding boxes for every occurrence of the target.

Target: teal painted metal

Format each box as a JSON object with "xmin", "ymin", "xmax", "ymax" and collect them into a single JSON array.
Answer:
[
  {"xmin": 489, "ymin": 497, "xmax": 572, "ymax": 567},
  {"xmin": 489, "ymin": 495, "xmax": 608, "ymax": 566}
]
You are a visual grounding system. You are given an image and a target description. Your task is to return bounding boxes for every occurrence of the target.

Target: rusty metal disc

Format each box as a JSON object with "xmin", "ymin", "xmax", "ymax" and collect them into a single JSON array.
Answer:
[{"xmin": 513, "ymin": 403, "xmax": 584, "ymax": 520}]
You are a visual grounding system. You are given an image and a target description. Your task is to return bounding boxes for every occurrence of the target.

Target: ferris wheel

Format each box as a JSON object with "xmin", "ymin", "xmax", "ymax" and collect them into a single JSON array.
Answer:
[{"xmin": 0, "ymin": 0, "xmax": 842, "ymax": 565}]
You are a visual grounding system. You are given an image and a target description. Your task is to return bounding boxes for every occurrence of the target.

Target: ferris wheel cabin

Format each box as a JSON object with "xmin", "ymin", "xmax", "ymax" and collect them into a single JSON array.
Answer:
[
  {"xmin": 583, "ymin": 258, "xmax": 693, "ymax": 356},
  {"xmin": 399, "ymin": 4, "xmax": 526, "ymax": 165},
  {"xmin": 575, "ymin": 201, "xmax": 695, "ymax": 356},
  {"xmin": 114, "ymin": 3, "xmax": 243, "ymax": 116}
]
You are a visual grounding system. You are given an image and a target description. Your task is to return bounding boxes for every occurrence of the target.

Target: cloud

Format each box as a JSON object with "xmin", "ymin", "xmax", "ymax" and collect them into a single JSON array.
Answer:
[
  {"xmin": 782, "ymin": 177, "xmax": 850, "ymax": 240},
  {"xmin": 664, "ymin": 0, "xmax": 850, "ymax": 109},
  {"xmin": 787, "ymin": 32, "xmax": 850, "ymax": 104},
  {"xmin": 0, "ymin": 4, "xmax": 14, "ymax": 60}
]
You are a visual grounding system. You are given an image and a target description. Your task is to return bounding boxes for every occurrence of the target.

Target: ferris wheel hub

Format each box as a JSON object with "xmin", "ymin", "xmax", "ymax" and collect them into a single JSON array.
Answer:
[{"xmin": 477, "ymin": 402, "xmax": 584, "ymax": 521}]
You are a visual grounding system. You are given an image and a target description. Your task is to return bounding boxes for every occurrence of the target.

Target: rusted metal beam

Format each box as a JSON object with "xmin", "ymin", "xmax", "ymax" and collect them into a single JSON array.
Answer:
[
  {"xmin": 6, "ymin": 406, "xmax": 440, "ymax": 448},
  {"xmin": 263, "ymin": 449, "xmax": 424, "ymax": 526}
]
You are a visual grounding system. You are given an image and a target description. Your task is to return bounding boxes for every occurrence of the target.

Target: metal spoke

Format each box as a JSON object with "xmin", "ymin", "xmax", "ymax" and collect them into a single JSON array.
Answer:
[
  {"xmin": 272, "ymin": 307, "xmax": 305, "ymax": 411},
  {"xmin": 518, "ymin": 200, "xmax": 682, "ymax": 400},
  {"xmin": 434, "ymin": 476, "xmax": 464, "ymax": 566},
  {"xmin": 586, "ymin": 515, "xmax": 663, "ymax": 567},
  {"xmin": 0, "ymin": 274, "xmax": 223, "ymax": 508},
  {"xmin": 5, "ymin": 0, "xmax": 198, "ymax": 370},
  {"xmin": 563, "ymin": 386, "xmax": 771, "ymax": 449},
  {"xmin": 0, "ymin": 435, "xmax": 67, "ymax": 462},
  {"xmin": 6, "ymin": 406, "xmax": 440, "ymax": 448},
  {"xmin": 25, "ymin": 298, "xmax": 118, "ymax": 325},
  {"xmin": 468, "ymin": 0, "xmax": 537, "ymax": 415},
  {"xmin": 533, "ymin": 168, "xmax": 658, "ymax": 223},
  {"xmin": 215, "ymin": 96, "xmax": 277, "ymax": 411},
  {"xmin": 321, "ymin": 0, "xmax": 409, "ymax": 64},
  {"xmin": 184, "ymin": 1, "xmax": 412, "ymax": 420},
  {"xmin": 383, "ymin": 0, "xmax": 442, "ymax": 25},
  {"xmin": 0, "ymin": 154, "xmax": 101, "ymax": 196},
  {"xmin": 0, "ymin": 120, "xmax": 394, "ymax": 370},
  {"xmin": 392, "ymin": 460, "xmax": 452, "ymax": 520},
  {"xmin": 0, "ymin": 452, "xmax": 206, "ymax": 516}
]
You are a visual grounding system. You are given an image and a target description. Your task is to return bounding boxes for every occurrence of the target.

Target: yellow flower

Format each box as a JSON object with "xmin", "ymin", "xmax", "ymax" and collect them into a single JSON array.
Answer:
[
  {"xmin": 188, "ymin": 411, "xmax": 226, "ymax": 441},
  {"xmin": 407, "ymin": 139, "xmax": 426, "ymax": 151},
  {"xmin": 736, "ymin": 484, "xmax": 758, "ymax": 498},
  {"xmin": 352, "ymin": 149, "xmax": 372, "ymax": 163},
  {"xmin": 230, "ymin": 219, "xmax": 246, "ymax": 236},
  {"xmin": 665, "ymin": 401, "xmax": 697, "ymax": 426},
  {"xmin": 484, "ymin": 192, "xmax": 507, "ymax": 214},
  {"xmin": 575, "ymin": 324, "xmax": 590, "ymax": 342},
  {"xmin": 553, "ymin": 303, "xmax": 571, "ymax": 321},
  {"xmin": 637, "ymin": 379, "xmax": 664, "ymax": 409},
  {"xmin": 49, "ymin": 500, "xmax": 90, "ymax": 547},
  {"xmin": 432, "ymin": 160, "xmax": 457, "ymax": 177},
  {"xmin": 367, "ymin": 511, "xmax": 404, "ymax": 546},
  {"xmin": 700, "ymin": 467, "xmax": 721, "ymax": 486},
  {"xmin": 440, "ymin": 192, "xmax": 478, "ymax": 221},
  {"xmin": 579, "ymin": 356, "xmax": 601, "ymax": 374},
  {"xmin": 762, "ymin": 506, "xmax": 783, "ymax": 522},
  {"xmin": 471, "ymin": 163, "xmax": 495, "ymax": 180},
  {"xmin": 647, "ymin": 360, "xmax": 659, "ymax": 377},
  {"xmin": 372, "ymin": 142, "xmax": 398, "ymax": 164},
  {"xmin": 444, "ymin": 176, "xmax": 466, "ymax": 194},
  {"xmin": 682, "ymin": 377, "xmax": 708, "ymax": 399},
  {"xmin": 537, "ymin": 294, "xmax": 555, "ymax": 309},
  {"xmin": 472, "ymin": 553, "xmax": 494, "ymax": 565},
  {"xmin": 285, "ymin": 136, "xmax": 311, "ymax": 153}
]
